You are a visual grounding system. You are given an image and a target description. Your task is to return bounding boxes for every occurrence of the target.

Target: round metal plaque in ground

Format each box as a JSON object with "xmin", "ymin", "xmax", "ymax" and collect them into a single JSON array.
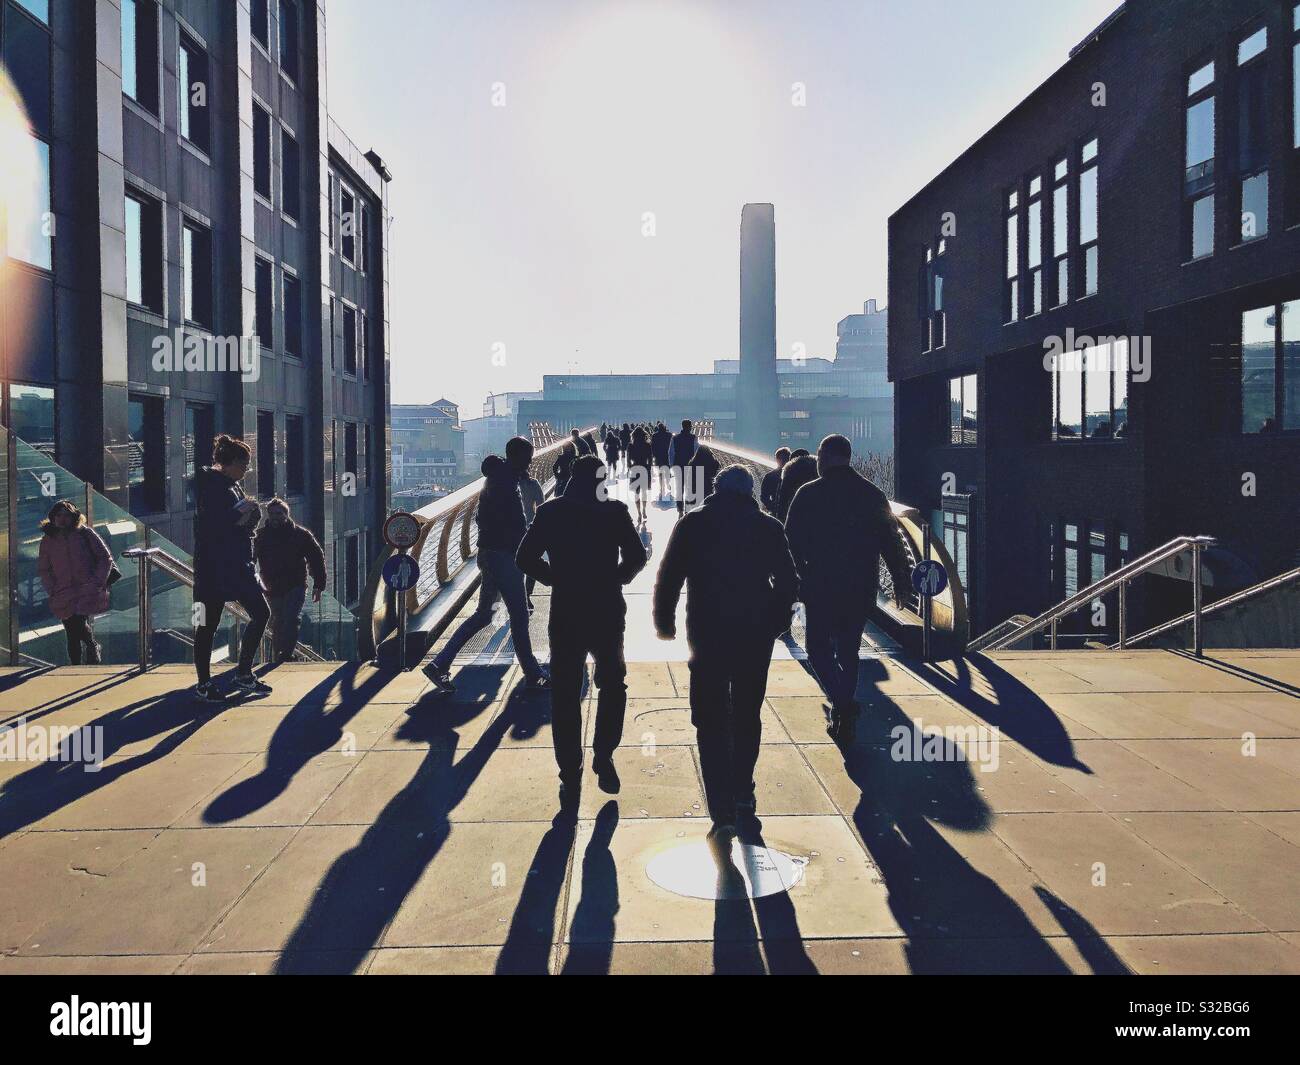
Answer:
[{"xmin": 646, "ymin": 839, "xmax": 807, "ymax": 900}]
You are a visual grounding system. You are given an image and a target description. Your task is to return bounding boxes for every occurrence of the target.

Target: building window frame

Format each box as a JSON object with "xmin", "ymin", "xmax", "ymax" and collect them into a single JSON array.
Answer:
[
  {"xmin": 948, "ymin": 372, "xmax": 977, "ymax": 446},
  {"xmin": 1004, "ymin": 187, "xmax": 1020, "ymax": 323},
  {"xmin": 1184, "ymin": 55, "xmax": 1217, "ymax": 260}
]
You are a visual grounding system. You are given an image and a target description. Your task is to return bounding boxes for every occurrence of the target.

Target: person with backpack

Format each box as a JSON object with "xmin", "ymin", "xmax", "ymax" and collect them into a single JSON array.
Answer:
[{"xmin": 37, "ymin": 499, "xmax": 113, "ymax": 665}]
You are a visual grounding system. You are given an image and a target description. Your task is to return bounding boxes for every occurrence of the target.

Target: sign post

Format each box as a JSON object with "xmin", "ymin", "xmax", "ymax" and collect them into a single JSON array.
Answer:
[
  {"xmin": 910, "ymin": 539, "xmax": 948, "ymax": 664},
  {"xmin": 382, "ymin": 512, "xmax": 423, "ymax": 672}
]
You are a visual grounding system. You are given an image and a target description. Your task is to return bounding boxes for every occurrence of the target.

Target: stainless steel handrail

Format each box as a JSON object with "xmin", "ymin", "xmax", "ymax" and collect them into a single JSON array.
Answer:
[
  {"xmin": 969, "ymin": 535, "xmax": 1217, "ymax": 655},
  {"xmin": 1114, "ymin": 564, "xmax": 1300, "ymax": 649},
  {"xmin": 123, "ymin": 546, "xmax": 327, "ymax": 670}
]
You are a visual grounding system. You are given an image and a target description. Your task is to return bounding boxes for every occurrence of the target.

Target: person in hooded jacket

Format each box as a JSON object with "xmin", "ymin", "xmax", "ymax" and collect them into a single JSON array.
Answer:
[
  {"xmin": 552, "ymin": 441, "xmax": 577, "ymax": 496},
  {"xmin": 516, "ymin": 454, "xmax": 646, "ymax": 811},
  {"xmin": 650, "ymin": 422, "xmax": 673, "ymax": 498},
  {"xmin": 192, "ymin": 434, "xmax": 272, "ymax": 700},
  {"xmin": 653, "ymin": 465, "xmax": 798, "ymax": 841},
  {"xmin": 253, "ymin": 497, "xmax": 327, "ymax": 663},
  {"xmin": 37, "ymin": 499, "xmax": 112, "ymax": 665},
  {"xmin": 685, "ymin": 443, "xmax": 721, "ymax": 512},
  {"xmin": 760, "ymin": 447, "xmax": 791, "ymax": 516},
  {"xmin": 430, "ymin": 454, "xmax": 550, "ymax": 692}
]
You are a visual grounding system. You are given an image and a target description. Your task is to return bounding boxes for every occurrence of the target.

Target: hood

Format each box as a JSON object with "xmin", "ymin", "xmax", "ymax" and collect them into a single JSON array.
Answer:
[{"xmin": 563, "ymin": 454, "xmax": 605, "ymax": 502}]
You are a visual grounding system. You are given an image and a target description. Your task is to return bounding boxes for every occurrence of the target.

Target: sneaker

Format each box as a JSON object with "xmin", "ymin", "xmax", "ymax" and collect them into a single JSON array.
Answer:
[
  {"xmin": 592, "ymin": 753, "xmax": 620, "ymax": 795},
  {"xmin": 735, "ymin": 801, "xmax": 763, "ymax": 843},
  {"xmin": 429, "ymin": 670, "xmax": 456, "ymax": 694},
  {"xmin": 193, "ymin": 681, "xmax": 223, "ymax": 704},
  {"xmin": 85, "ymin": 642, "xmax": 103, "ymax": 665},
  {"xmin": 558, "ymin": 781, "xmax": 581, "ymax": 814},
  {"xmin": 231, "ymin": 672, "xmax": 272, "ymax": 694}
]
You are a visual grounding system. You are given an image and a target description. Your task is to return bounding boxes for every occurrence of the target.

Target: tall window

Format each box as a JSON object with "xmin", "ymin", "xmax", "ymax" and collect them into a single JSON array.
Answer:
[
  {"xmin": 253, "ymin": 102, "xmax": 271, "ymax": 200},
  {"xmin": 342, "ymin": 304, "xmax": 358, "ymax": 376},
  {"xmin": 1027, "ymin": 175, "xmax": 1042, "ymax": 315},
  {"xmin": 1237, "ymin": 25, "xmax": 1270, "ymax": 243},
  {"xmin": 255, "ymin": 257, "xmax": 273, "ymax": 347},
  {"xmin": 183, "ymin": 402, "xmax": 214, "ymax": 509},
  {"xmin": 1004, "ymin": 189, "xmax": 1019, "ymax": 323},
  {"xmin": 281, "ymin": 128, "xmax": 301, "ymax": 220},
  {"xmin": 940, "ymin": 505, "xmax": 970, "ymax": 607},
  {"xmin": 279, "ymin": 0, "xmax": 300, "ymax": 82},
  {"xmin": 344, "ymin": 422, "xmax": 358, "ymax": 480},
  {"xmin": 1288, "ymin": 4, "xmax": 1300, "ymax": 228},
  {"xmin": 7, "ymin": 134, "xmax": 52, "ymax": 270},
  {"xmin": 121, "ymin": 0, "xmax": 159, "ymax": 114},
  {"xmin": 182, "ymin": 220, "xmax": 212, "ymax": 327},
  {"xmin": 251, "ymin": 0, "xmax": 269, "ymax": 48},
  {"xmin": 362, "ymin": 423, "xmax": 371, "ymax": 486},
  {"xmin": 948, "ymin": 373, "xmax": 977, "ymax": 445},
  {"xmin": 327, "ymin": 174, "xmax": 336, "ymax": 250},
  {"xmin": 358, "ymin": 309, "xmax": 368, "ymax": 378},
  {"xmin": 1080, "ymin": 139, "xmax": 1098, "ymax": 296},
  {"xmin": 341, "ymin": 184, "xmax": 356, "ymax": 264},
  {"xmin": 257, "ymin": 410, "xmax": 276, "ymax": 497},
  {"xmin": 283, "ymin": 271, "xmax": 302, "ymax": 357},
  {"xmin": 7, "ymin": 0, "xmax": 51, "ymax": 137},
  {"xmin": 1052, "ymin": 337, "xmax": 1129, "ymax": 440},
  {"xmin": 1242, "ymin": 301, "xmax": 1300, "ymax": 432},
  {"xmin": 124, "ymin": 191, "xmax": 163, "ymax": 311},
  {"xmin": 178, "ymin": 32, "xmax": 210, "ymax": 152},
  {"xmin": 127, "ymin": 394, "xmax": 165, "ymax": 516},
  {"xmin": 286, "ymin": 413, "xmax": 305, "ymax": 494},
  {"xmin": 919, "ymin": 246, "xmax": 933, "ymax": 351},
  {"xmin": 1184, "ymin": 59, "xmax": 1216, "ymax": 259},
  {"xmin": 1051, "ymin": 156, "xmax": 1069, "ymax": 306}
]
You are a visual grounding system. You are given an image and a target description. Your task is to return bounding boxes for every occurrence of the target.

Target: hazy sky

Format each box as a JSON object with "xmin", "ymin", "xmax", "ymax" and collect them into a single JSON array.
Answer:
[{"xmin": 324, "ymin": 0, "xmax": 1119, "ymax": 414}]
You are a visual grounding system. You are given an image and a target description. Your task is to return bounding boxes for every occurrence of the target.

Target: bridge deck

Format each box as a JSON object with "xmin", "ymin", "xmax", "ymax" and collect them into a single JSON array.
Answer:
[
  {"xmin": 429, "ymin": 470, "xmax": 899, "ymax": 666},
  {"xmin": 0, "ymin": 644, "xmax": 1296, "ymax": 974}
]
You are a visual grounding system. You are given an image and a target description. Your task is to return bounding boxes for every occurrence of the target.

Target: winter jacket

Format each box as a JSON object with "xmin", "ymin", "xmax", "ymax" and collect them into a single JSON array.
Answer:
[
  {"xmin": 618, "ymin": 427, "xmax": 631, "ymax": 451},
  {"xmin": 628, "ymin": 437, "xmax": 653, "ymax": 470},
  {"xmin": 476, "ymin": 455, "xmax": 528, "ymax": 553},
  {"xmin": 687, "ymin": 445, "xmax": 721, "ymax": 501},
  {"xmin": 653, "ymin": 490, "xmax": 797, "ymax": 650},
  {"xmin": 193, "ymin": 465, "xmax": 259, "ymax": 602},
  {"xmin": 516, "ymin": 466, "xmax": 647, "ymax": 617},
  {"xmin": 776, "ymin": 454, "xmax": 818, "ymax": 522},
  {"xmin": 254, "ymin": 520, "xmax": 327, "ymax": 596},
  {"xmin": 650, "ymin": 427, "xmax": 672, "ymax": 465},
  {"xmin": 603, "ymin": 433, "xmax": 620, "ymax": 464},
  {"xmin": 760, "ymin": 467, "xmax": 783, "ymax": 515},
  {"xmin": 668, "ymin": 430, "xmax": 697, "ymax": 468},
  {"xmin": 784, "ymin": 464, "xmax": 910, "ymax": 618},
  {"xmin": 38, "ymin": 524, "xmax": 112, "ymax": 620}
]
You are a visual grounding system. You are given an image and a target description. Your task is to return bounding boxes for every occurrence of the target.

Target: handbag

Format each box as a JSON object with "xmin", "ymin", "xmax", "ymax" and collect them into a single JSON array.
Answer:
[{"xmin": 106, "ymin": 561, "xmax": 123, "ymax": 589}]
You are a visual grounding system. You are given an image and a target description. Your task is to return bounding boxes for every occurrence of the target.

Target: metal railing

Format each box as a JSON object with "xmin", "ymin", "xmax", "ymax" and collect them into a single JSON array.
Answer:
[
  {"xmin": 968, "ymin": 535, "xmax": 1217, "ymax": 655},
  {"xmin": 358, "ymin": 427, "xmax": 598, "ymax": 661},
  {"xmin": 123, "ymin": 546, "xmax": 327, "ymax": 670},
  {"xmin": 1114, "ymin": 563, "xmax": 1300, "ymax": 649}
]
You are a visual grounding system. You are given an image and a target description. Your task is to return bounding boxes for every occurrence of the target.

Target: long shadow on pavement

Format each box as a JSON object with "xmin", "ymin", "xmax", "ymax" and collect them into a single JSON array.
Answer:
[{"xmin": 274, "ymin": 667, "xmax": 522, "ymax": 974}]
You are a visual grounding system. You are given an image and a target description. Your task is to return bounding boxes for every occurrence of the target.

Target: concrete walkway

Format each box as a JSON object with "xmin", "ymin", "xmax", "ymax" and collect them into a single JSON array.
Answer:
[{"xmin": 0, "ymin": 646, "xmax": 1296, "ymax": 974}]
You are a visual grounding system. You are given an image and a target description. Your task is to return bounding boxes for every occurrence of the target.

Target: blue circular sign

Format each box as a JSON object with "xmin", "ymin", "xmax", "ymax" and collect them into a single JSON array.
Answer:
[
  {"xmin": 382, "ymin": 553, "xmax": 421, "ymax": 591},
  {"xmin": 910, "ymin": 560, "xmax": 948, "ymax": 597}
]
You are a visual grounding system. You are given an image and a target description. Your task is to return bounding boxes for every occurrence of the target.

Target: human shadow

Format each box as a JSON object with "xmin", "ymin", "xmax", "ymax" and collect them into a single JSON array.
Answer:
[
  {"xmin": 0, "ymin": 688, "xmax": 231, "ymax": 841},
  {"xmin": 1034, "ymin": 885, "xmax": 1131, "ymax": 975},
  {"xmin": 558, "ymin": 801, "xmax": 621, "ymax": 975},
  {"xmin": 274, "ymin": 673, "xmax": 526, "ymax": 974},
  {"xmin": 911, "ymin": 654, "xmax": 1090, "ymax": 772},
  {"xmin": 495, "ymin": 810, "xmax": 579, "ymax": 974},
  {"xmin": 838, "ymin": 659, "xmax": 1075, "ymax": 974},
  {"xmin": 202, "ymin": 661, "xmax": 441, "ymax": 824},
  {"xmin": 0, "ymin": 668, "xmax": 141, "ymax": 728}
]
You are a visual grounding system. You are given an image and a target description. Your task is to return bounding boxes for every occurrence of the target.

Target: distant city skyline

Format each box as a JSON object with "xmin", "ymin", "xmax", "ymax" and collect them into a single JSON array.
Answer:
[{"xmin": 325, "ymin": 0, "xmax": 1119, "ymax": 412}]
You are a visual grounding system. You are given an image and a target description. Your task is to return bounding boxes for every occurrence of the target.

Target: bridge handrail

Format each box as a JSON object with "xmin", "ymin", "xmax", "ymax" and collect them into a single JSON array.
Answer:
[{"xmin": 357, "ymin": 426, "xmax": 597, "ymax": 660}]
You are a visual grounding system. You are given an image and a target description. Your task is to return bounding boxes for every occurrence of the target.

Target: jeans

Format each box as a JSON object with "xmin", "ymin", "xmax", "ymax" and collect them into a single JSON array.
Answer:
[
  {"xmin": 432, "ymin": 547, "xmax": 541, "ymax": 677},
  {"xmin": 194, "ymin": 590, "xmax": 270, "ymax": 684},
  {"xmin": 689, "ymin": 640, "xmax": 770, "ymax": 822},
  {"xmin": 267, "ymin": 585, "xmax": 307, "ymax": 662},
  {"xmin": 803, "ymin": 606, "xmax": 867, "ymax": 710},
  {"xmin": 548, "ymin": 612, "xmax": 627, "ymax": 785},
  {"xmin": 62, "ymin": 614, "xmax": 99, "ymax": 665}
]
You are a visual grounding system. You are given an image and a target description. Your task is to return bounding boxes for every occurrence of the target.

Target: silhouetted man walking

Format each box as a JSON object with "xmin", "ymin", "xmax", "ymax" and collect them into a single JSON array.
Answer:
[
  {"xmin": 760, "ymin": 447, "xmax": 791, "ymax": 515},
  {"xmin": 654, "ymin": 465, "xmax": 797, "ymax": 841},
  {"xmin": 668, "ymin": 419, "xmax": 698, "ymax": 517},
  {"xmin": 784, "ymin": 435, "xmax": 908, "ymax": 736},
  {"xmin": 517, "ymin": 455, "xmax": 647, "ymax": 811}
]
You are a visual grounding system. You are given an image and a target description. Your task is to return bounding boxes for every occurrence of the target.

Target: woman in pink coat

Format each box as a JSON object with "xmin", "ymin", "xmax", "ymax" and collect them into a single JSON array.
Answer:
[{"xmin": 37, "ymin": 500, "xmax": 112, "ymax": 664}]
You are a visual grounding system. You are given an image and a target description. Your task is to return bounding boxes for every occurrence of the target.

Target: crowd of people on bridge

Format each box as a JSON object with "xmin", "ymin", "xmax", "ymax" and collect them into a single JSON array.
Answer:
[{"xmin": 433, "ymin": 425, "xmax": 910, "ymax": 843}]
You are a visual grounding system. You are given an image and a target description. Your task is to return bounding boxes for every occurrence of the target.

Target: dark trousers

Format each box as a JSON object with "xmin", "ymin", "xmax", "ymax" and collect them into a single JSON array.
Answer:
[
  {"xmin": 194, "ymin": 591, "xmax": 270, "ymax": 684},
  {"xmin": 62, "ymin": 614, "xmax": 98, "ymax": 665},
  {"xmin": 267, "ymin": 585, "xmax": 307, "ymax": 662},
  {"xmin": 432, "ymin": 548, "xmax": 540, "ymax": 677},
  {"xmin": 548, "ymin": 613, "xmax": 627, "ymax": 785},
  {"xmin": 689, "ymin": 639, "xmax": 771, "ymax": 822},
  {"xmin": 804, "ymin": 605, "xmax": 867, "ymax": 709}
]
